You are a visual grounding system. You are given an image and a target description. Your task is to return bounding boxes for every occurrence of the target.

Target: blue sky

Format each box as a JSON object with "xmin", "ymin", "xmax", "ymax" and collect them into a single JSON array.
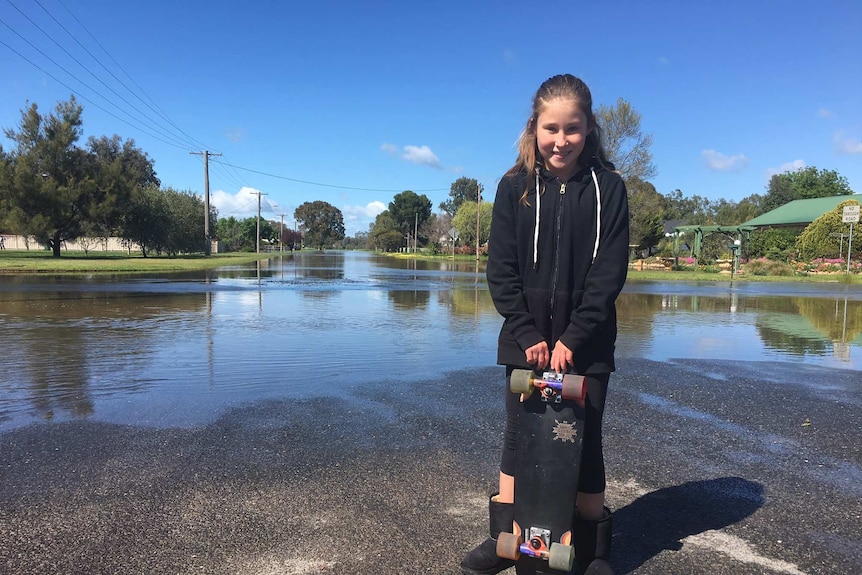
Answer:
[{"xmin": 2, "ymin": 0, "xmax": 860, "ymax": 236}]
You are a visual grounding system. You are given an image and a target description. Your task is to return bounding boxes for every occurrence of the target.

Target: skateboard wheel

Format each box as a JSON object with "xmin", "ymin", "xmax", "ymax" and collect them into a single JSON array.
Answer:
[
  {"xmin": 510, "ymin": 369, "xmax": 533, "ymax": 394},
  {"xmin": 548, "ymin": 542, "xmax": 575, "ymax": 571},
  {"xmin": 561, "ymin": 374, "xmax": 586, "ymax": 401},
  {"xmin": 496, "ymin": 532, "xmax": 521, "ymax": 560}
]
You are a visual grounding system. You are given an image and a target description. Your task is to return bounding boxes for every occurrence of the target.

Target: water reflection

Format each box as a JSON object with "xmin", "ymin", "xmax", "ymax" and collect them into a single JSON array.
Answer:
[
  {"xmin": 1, "ymin": 290, "xmax": 209, "ymax": 426},
  {"xmin": 618, "ymin": 285, "xmax": 862, "ymax": 367},
  {"xmin": 0, "ymin": 252, "xmax": 859, "ymax": 431}
]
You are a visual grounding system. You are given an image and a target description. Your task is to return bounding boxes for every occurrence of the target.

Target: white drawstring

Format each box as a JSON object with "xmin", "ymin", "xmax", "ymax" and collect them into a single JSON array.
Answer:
[
  {"xmin": 533, "ymin": 170, "xmax": 541, "ymax": 268},
  {"xmin": 532, "ymin": 167, "xmax": 602, "ymax": 268},
  {"xmin": 591, "ymin": 167, "xmax": 601, "ymax": 263}
]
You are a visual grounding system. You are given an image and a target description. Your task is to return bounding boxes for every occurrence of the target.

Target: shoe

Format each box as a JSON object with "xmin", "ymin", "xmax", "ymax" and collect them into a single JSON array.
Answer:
[
  {"xmin": 573, "ymin": 506, "xmax": 613, "ymax": 575},
  {"xmin": 460, "ymin": 493, "xmax": 516, "ymax": 575}
]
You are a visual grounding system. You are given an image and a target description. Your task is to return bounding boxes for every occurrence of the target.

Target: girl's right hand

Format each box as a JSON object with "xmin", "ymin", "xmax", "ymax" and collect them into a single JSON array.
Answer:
[{"xmin": 525, "ymin": 342, "xmax": 549, "ymax": 370}]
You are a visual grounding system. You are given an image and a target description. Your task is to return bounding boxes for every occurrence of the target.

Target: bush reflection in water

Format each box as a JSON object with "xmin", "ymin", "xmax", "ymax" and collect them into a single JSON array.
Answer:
[{"xmin": 0, "ymin": 250, "xmax": 859, "ymax": 430}]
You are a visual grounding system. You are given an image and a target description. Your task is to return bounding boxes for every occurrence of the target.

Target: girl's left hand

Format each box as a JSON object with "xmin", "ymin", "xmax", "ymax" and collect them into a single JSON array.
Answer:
[{"xmin": 551, "ymin": 340, "xmax": 573, "ymax": 373}]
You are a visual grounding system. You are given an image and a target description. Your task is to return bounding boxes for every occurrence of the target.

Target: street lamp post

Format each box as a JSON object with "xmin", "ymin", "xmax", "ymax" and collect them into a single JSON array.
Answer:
[
  {"xmin": 664, "ymin": 231, "xmax": 680, "ymax": 268},
  {"xmin": 476, "ymin": 184, "xmax": 483, "ymax": 262},
  {"xmin": 730, "ymin": 239, "xmax": 741, "ymax": 278}
]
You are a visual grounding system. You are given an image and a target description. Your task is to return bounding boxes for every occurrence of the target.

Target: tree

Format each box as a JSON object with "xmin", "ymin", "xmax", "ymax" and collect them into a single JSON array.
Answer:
[
  {"xmin": 122, "ymin": 187, "xmax": 207, "ymax": 256},
  {"xmin": 1, "ymin": 97, "xmax": 161, "ymax": 256},
  {"xmin": 453, "ymin": 200, "xmax": 492, "ymax": 250},
  {"xmin": 597, "ymin": 98, "xmax": 657, "ymax": 182},
  {"xmin": 626, "ymin": 177, "xmax": 665, "ymax": 251},
  {"xmin": 123, "ymin": 185, "xmax": 169, "ymax": 257},
  {"xmin": 763, "ymin": 167, "xmax": 853, "ymax": 213},
  {"xmin": 439, "ymin": 177, "xmax": 479, "ymax": 217},
  {"xmin": 709, "ymin": 197, "xmax": 759, "ymax": 226},
  {"xmin": 215, "ymin": 216, "xmax": 244, "ymax": 252},
  {"xmin": 662, "ymin": 190, "xmax": 716, "ymax": 225},
  {"xmin": 748, "ymin": 228, "xmax": 798, "ymax": 261},
  {"xmin": 86, "ymin": 135, "xmax": 159, "ymax": 239},
  {"xmin": 2, "ymin": 97, "xmax": 90, "ymax": 256},
  {"xmin": 162, "ymin": 188, "xmax": 208, "ymax": 255},
  {"xmin": 368, "ymin": 210, "xmax": 403, "ymax": 252},
  {"xmin": 388, "ymin": 190, "xmax": 432, "ymax": 242},
  {"xmin": 271, "ymin": 219, "xmax": 302, "ymax": 250},
  {"xmin": 422, "ymin": 212, "xmax": 453, "ymax": 254},
  {"xmin": 341, "ymin": 231, "xmax": 367, "ymax": 250},
  {"xmin": 294, "ymin": 200, "xmax": 345, "ymax": 250},
  {"xmin": 797, "ymin": 199, "xmax": 861, "ymax": 260}
]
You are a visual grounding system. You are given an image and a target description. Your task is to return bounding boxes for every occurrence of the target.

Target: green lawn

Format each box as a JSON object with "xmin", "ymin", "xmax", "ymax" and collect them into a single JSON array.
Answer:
[
  {"xmin": 0, "ymin": 250, "xmax": 280, "ymax": 274},
  {"xmin": 3, "ymin": 249, "xmax": 860, "ymax": 283}
]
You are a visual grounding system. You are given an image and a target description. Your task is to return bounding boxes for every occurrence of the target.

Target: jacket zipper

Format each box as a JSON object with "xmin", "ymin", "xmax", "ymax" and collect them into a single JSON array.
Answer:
[{"xmin": 549, "ymin": 181, "xmax": 566, "ymax": 320}]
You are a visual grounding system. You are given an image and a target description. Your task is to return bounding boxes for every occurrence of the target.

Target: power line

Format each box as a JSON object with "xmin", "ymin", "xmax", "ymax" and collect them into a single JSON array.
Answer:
[
  {"xmin": 50, "ymin": 0, "xmax": 213, "ymax": 153},
  {"xmin": 0, "ymin": 35, "xmax": 191, "ymax": 151},
  {"xmin": 2, "ymin": 3, "xmax": 202, "ymax": 152},
  {"xmin": 212, "ymin": 158, "xmax": 448, "ymax": 193},
  {"xmin": 1, "ymin": 2, "xmax": 255, "ymax": 194},
  {"xmin": 2, "ymin": 4, "xmax": 445, "ymax": 198}
]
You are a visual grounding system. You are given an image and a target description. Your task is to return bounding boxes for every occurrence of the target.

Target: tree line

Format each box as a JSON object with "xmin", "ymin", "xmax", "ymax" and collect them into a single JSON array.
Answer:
[
  {"xmin": 0, "ymin": 97, "xmax": 345, "ymax": 256},
  {"xmin": 366, "ymin": 99, "xmax": 856, "ymax": 263},
  {"xmin": 2, "ymin": 96, "xmax": 856, "ymax": 260}
]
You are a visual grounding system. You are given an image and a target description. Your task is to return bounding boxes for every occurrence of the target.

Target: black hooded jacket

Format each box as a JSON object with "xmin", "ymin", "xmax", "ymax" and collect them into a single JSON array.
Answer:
[{"xmin": 486, "ymin": 162, "xmax": 629, "ymax": 374}]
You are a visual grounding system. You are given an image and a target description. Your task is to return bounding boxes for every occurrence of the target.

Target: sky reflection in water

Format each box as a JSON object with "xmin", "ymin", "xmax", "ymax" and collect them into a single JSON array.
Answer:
[{"xmin": 0, "ymin": 251, "xmax": 859, "ymax": 430}]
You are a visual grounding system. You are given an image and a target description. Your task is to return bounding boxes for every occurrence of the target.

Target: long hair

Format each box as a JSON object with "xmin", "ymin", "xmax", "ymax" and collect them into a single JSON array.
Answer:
[{"xmin": 506, "ymin": 74, "xmax": 612, "ymax": 204}]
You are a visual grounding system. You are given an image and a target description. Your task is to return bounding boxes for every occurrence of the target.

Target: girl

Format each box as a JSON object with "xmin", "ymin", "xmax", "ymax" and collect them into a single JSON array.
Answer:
[{"xmin": 461, "ymin": 74, "xmax": 629, "ymax": 575}]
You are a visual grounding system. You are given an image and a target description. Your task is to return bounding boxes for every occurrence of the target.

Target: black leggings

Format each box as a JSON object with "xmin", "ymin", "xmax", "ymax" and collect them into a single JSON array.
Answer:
[{"xmin": 500, "ymin": 367, "xmax": 610, "ymax": 494}]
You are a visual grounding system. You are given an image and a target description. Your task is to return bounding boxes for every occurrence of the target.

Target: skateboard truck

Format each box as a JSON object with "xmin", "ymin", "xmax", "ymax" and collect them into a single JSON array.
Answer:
[
  {"xmin": 497, "ymin": 523, "xmax": 575, "ymax": 571},
  {"xmin": 510, "ymin": 370, "xmax": 586, "ymax": 405},
  {"xmin": 526, "ymin": 526, "xmax": 552, "ymax": 554}
]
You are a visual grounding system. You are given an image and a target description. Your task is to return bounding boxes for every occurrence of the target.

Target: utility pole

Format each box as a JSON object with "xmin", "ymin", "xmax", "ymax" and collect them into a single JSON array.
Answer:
[
  {"xmin": 249, "ymin": 190, "xmax": 267, "ymax": 253},
  {"xmin": 414, "ymin": 213, "xmax": 418, "ymax": 254},
  {"xmin": 190, "ymin": 151, "xmax": 222, "ymax": 256},
  {"xmin": 277, "ymin": 213, "xmax": 285, "ymax": 252}
]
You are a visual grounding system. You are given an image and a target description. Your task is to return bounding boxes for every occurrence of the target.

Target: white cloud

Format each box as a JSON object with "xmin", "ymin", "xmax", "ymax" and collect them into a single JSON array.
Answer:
[
  {"xmin": 765, "ymin": 160, "xmax": 806, "ymax": 179},
  {"xmin": 341, "ymin": 201, "xmax": 387, "ymax": 235},
  {"xmin": 701, "ymin": 149, "xmax": 749, "ymax": 172},
  {"xmin": 381, "ymin": 143, "xmax": 443, "ymax": 169},
  {"xmin": 211, "ymin": 186, "xmax": 276, "ymax": 217},
  {"xmin": 225, "ymin": 127, "xmax": 246, "ymax": 142},
  {"xmin": 402, "ymin": 145, "xmax": 441, "ymax": 168},
  {"xmin": 342, "ymin": 201, "xmax": 386, "ymax": 221},
  {"xmin": 834, "ymin": 131, "xmax": 862, "ymax": 154},
  {"xmin": 817, "ymin": 108, "xmax": 834, "ymax": 119}
]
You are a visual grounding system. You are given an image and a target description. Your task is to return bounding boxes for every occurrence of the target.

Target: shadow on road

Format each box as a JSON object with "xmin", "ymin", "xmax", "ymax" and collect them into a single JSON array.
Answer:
[{"xmin": 612, "ymin": 477, "xmax": 764, "ymax": 574}]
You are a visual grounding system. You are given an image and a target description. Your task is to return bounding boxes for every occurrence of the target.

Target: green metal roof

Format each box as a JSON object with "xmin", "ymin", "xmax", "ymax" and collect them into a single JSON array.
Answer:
[{"xmin": 740, "ymin": 194, "xmax": 862, "ymax": 228}]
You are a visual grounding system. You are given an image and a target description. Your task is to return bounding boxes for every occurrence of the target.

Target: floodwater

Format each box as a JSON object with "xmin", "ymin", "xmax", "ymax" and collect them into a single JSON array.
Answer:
[{"xmin": 1, "ymin": 250, "xmax": 860, "ymax": 431}]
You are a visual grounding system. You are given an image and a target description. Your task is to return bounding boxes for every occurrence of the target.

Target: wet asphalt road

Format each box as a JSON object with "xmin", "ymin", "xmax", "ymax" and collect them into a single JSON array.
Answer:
[{"xmin": 1, "ymin": 357, "xmax": 861, "ymax": 575}]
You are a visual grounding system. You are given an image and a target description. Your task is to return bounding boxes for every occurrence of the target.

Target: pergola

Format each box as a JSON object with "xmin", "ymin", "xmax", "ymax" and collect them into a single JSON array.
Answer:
[
  {"xmin": 670, "ymin": 194, "xmax": 862, "ymax": 261},
  {"xmin": 666, "ymin": 225, "xmax": 755, "ymax": 262}
]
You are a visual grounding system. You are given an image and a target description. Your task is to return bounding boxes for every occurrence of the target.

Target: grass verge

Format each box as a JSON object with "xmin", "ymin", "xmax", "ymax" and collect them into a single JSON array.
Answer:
[
  {"xmin": 386, "ymin": 252, "xmax": 862, "ymax": 283},
  {"xmin": 0, "ymin": 250, "xmax": 281, "ymax": 274}
]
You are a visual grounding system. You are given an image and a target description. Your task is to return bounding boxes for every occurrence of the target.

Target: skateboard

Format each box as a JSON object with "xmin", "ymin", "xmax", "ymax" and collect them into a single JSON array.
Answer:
[{"xmin": 496, "ymin": 369, "xmax": 587, "ymax": 574}]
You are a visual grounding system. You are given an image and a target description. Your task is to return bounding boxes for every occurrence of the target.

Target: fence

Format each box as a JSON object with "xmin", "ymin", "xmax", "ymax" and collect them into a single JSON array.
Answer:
[{"xmin": 0, "ymin": 235, "xmax": 140, "ymax": 252}]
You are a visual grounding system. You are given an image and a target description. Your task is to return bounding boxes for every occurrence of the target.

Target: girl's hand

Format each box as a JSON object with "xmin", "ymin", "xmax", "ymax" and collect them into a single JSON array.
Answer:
[
  {"xmin": 525, "ymin": 342, "xmax": 549, "ymax": 370},
  {"xmin": 551, "ymin": 340, "xmax": 573, "ymax": 373}
]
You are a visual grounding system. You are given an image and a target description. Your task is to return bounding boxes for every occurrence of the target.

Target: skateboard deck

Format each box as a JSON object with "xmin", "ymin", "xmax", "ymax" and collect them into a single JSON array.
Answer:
[{"xmin": 496, "ymin": 369, "xmax": 586, "ymax": 574}]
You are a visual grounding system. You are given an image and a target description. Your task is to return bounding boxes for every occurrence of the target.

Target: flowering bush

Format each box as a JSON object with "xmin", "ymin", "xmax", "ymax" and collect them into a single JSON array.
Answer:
[
  {"xmin": 795, "ymin": 257, "xmax": 862, "ymax": 275},
  {"xmin": 745, "ymin": 258, "xmax": 795, "ymax": 276}
]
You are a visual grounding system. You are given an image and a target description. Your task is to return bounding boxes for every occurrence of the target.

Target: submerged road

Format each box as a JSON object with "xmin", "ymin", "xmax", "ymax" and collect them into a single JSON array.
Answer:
[{"xmin": 1, "ymin": 357, "xmax": 860, "ymax": 574}]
